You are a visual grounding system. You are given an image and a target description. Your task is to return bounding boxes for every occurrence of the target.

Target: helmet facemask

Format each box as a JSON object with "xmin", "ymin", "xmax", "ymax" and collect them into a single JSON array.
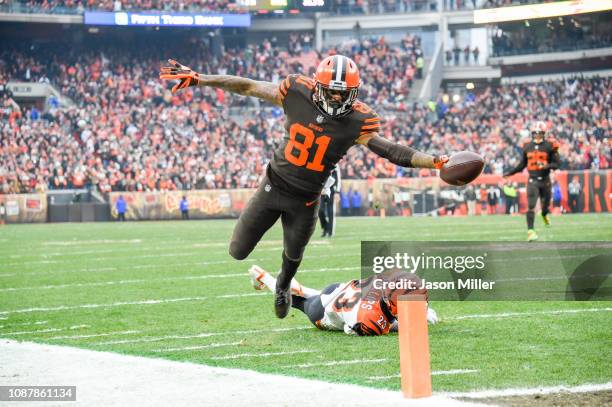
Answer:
[{"xmin": 314, "ymin": 82, "xmax": 359, "ymax": 117}]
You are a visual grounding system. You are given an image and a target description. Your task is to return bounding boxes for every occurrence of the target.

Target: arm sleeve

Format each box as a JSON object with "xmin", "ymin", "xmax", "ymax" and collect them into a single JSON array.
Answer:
[
  {"xmin": 504, "ymin": 149, "xmax": 527, "ymax": 177},
  {"xmin": 547, "ymin": 150, "xmax": 560, "ymax": 170},
  {"xmin": 366, "ymin": 135, "xmax": 417, "ymax": 168}
]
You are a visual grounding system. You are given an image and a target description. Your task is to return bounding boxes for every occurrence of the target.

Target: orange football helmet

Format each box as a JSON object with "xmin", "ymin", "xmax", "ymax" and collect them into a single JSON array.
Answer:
[
  {"xmin": 530, "ymin": 121, "xmax": 547, "ymax": 136},
  {"xmin": 314, "ymin": 55, "xmax": 361, "ymax": 116}
]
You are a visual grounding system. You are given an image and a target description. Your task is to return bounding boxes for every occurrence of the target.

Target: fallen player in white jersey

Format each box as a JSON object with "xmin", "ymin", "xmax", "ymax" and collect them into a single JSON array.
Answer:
[{"xmin": 249, "ymin": 265, "xmax": 438, "ymax": 336}]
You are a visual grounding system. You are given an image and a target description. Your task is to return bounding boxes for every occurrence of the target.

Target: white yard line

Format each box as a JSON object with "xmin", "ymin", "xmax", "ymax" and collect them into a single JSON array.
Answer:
[
  {"xmin": 211, "ymin": 350, "xmax": 315, "ymax": 360},
  {"xmin": 0, "ymin": 340, "xmax": 469, "ymax": 407},
  {"xmin": 0, "ymin": 270, "xmax": 508, "ymax": 292},
  {"xmin": 0, "ymin": 293, "xmax": 266, "ymax": 316},
  {"xmin": 2, "ymin": 325, "xmax": 89, "ymax": 336},
  {"xmin": 0, "ymin": 267, "xmax": 118, "ymax": 278},
  {"xmin": 443, "ymin": 382, "xmax": 612, "ymax": 399},
  {"xmin": 296, "ymin": 358, "xmax": 388, "ymax": 368},
  {"xmin": 152, "ymin": 341, "xmax": 244, "ymax": 352},
  {"xmin": 0, "ymin": 320, "xmax": 48, "ymax": 328},
  {"xmin": 95, "ymin": 326, "xmax": 313, "ymax": 346},
  {"xmin": 445, "ymin": 308, "xmax": 612, "ymax": 321},
  {"xmin": 369, "ymin": 370, "xmax": 480, "ymax": 381},
  {"xmin": 48, "ymin": 330, "xmax": 142, "ymax": 340},
  {"xmin": 0, "ymin": 266, "xmax": 359, "ymax": 292}
]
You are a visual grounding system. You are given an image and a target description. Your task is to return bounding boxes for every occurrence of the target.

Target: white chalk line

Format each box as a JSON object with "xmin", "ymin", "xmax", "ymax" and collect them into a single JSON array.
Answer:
[
  {"xmin": 48, "ymin": 330, "xmax": 143, "ymax": 340},
  {"xmin": 0, "ymin": 252, "xmax": 358, "ymax": 277},
  {"xmin": 0, "ymin": 266, "xmax": 359, "ymax": 292},
  {"xmin": 443, "ymin": 382, "xmax": 612, "ymax": 399},
  {"xmin": 368, "ymin": 369, "xmax": 480, "ymax": 381},
  {"xmin": 0, "ymin": 320, "xmax": 48, "ymax": 329},
  {"xmin": 0, "ymin": 293, "xmax": 267, "ymax": 316},
  {"xmin": 2, "ymin": 324, "xmax": 89, "ymax": 336},
  {"xmin": 444, "ymin": 308, "xmax": 612, "ymax": 321},
  {"xmin": 93, "ymin": 326, "xmax": 313, "ymax": 346},
  {"xmin": 2, "ymin": 239, "xmax": 346, "ymax": 265},
  {"xmin": 211, "ymin": 350, "xmax": 315, "ymax": 360},
  {"xmin": 295, "ymin": 358, "xmax": 388, "ymax": 369},
  {"xmin": 89, "ymin": 308, "xmax": 611, "ymax": 347},
  {"xmin": 152, "ymin": 341, "xmax": 244, "ymax": 352},
  {"xmin": 43, "ymin": 239, "xmax": 143, "ymax": 247}
]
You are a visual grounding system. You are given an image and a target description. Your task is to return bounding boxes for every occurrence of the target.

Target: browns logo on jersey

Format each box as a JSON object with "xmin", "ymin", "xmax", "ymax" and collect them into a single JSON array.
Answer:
[{"xmin": 269, "ymin": 74, "xmax": 380, "ymax": 199}]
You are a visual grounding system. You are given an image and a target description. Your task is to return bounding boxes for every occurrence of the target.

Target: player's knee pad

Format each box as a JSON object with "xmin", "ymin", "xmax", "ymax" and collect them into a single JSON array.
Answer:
[{"xmin": 229, "ymin": 241, "xmax": 251, "ymax": 260}]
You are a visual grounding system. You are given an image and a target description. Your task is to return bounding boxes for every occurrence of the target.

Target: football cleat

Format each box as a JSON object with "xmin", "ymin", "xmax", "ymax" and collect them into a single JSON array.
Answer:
[
  {"xmin": 527, "ymin": 229, "xmax": 539, "ymax": 242},
  {"xmin": 542, "ymin": 214, "xmax": 551, "ymax": 227},
  {"xmin": 248, "ymin": 265, "xmax": 267, "ymax": 291},
  {"xmin": 274, "ymin": 282, "xmax": 292, "ymax": 319}
]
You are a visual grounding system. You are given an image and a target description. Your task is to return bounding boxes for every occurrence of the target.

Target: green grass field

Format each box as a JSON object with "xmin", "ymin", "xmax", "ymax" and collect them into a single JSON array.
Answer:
[{"xmin": 1, "ymin": 214, "xmax": 611, "ymax": 393}]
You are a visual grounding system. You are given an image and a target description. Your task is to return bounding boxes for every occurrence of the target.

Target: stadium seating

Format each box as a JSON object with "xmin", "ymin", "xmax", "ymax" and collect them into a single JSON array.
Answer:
[{"xmin": 0, "ymin": 35, "xmax": 609, "ymax": 194}]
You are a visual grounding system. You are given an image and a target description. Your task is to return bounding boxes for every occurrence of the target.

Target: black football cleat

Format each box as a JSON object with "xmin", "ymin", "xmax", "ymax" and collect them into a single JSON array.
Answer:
[{"xmin": 274, "ymin": 285, "xmax": 292, "ymax": 319}]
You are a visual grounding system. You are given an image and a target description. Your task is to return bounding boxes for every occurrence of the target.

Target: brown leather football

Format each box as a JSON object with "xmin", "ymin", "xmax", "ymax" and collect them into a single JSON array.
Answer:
[{"xmin": 440, "ymin": 151, "xmax": 485, "ymax": 186}]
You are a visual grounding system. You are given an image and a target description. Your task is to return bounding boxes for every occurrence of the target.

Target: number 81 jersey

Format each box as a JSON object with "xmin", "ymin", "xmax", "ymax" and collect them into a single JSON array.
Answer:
[{"xmin": 269, "ymin": 74, "xmax": 380, "ymax": 198}]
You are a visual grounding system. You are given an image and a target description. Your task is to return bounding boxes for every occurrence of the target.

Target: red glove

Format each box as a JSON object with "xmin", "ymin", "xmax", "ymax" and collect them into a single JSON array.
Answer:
[
  {"xmin": 433, "ymin": 155, "xmax": 449, "ymax": 170},
  {"xmin": 159, "ymin": 59, "xmax": 201, "ymax": 93}
]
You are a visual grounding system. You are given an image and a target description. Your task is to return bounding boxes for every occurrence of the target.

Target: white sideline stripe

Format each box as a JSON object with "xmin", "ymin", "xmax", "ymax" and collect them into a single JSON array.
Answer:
[
  {"xmin": 1, "ymin": 340, "xmax": 466, "ymax": 406},
  {"xmin": 211, "ymin": 350, "xmax": 315, "ymax": 360},
  {"xmin": 296, "ymin": 358, "xmax": 388, "ymax": 368},
  {"xmin": 0, "ymin": 320, "xmax": 48, "ymax": 328},
  {"xmin": 93, "ymin": 326, "xmax": 313, "ymax": 346},
  {"xmin": 0, "ymin": 266, "xmax": 359, "ymax": 292},
  {"xmin": 445, "ymin": 308, "xmax": 612, "ymax": 321},
  {"xmin": 3, "ymin": 324, "xmax": 89, "ymax": 336},
  {"xmin": 444, "ymin": 382, "xmax": 612, "ymax": 399},
  {"xmin": 152, "ymin": 342, "xmax": 244, "ymax": 352},
  {"xmin": 48, "ymin": 330, "xmax": 142, "ymax": 340},
  {"xmin": 0, "ymin": 293, "xmax": 266, "ymax": 315},
  {"xmin": 368, "ymin": 370, "xmax": 480, "ymax": 381}
]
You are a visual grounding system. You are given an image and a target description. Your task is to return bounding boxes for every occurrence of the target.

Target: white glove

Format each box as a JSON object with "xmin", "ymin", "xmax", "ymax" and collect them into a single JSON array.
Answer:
[{"xmin": 427, "ymin": 307, "xmax": 439, "ymax": 325}]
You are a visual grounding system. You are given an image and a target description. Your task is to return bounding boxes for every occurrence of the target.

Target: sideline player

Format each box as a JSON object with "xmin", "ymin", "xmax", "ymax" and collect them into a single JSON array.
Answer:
[
  {"xmin": 504, "ymin": 121, "xmax": 560, "ymax": 241},
  {"xmin": 248, "ymin": 265, "xmax": 438, "ymax": 336},
  {"xmin": 160, "ymin": 56, "xmax": 449, "ymax": 319},
  {"xmin": 319, "ymin": 165, "xmax": 340, "ymax": 237}
]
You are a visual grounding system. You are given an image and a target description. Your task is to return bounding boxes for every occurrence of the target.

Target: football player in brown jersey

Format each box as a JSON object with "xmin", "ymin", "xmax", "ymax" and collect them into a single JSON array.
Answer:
[
  {"xmin": 504, "ymin": 121, "xmax": 560, "ymax": 241},
  {"xmin": 160, "ymin": 55, "xmax": 449, "ymax": 318}
]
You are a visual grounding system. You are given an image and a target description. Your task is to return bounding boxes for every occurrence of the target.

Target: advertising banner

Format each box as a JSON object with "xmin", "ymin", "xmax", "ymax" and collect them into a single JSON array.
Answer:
[{"xmin": 0, "ymin": 194, "xmax": 47, "ymax": 223}]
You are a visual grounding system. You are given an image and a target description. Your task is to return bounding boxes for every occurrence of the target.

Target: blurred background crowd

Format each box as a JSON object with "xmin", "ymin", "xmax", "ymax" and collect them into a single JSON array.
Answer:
[{"xmin": 0, "ymin": 30, "xmax": 609, "ymax": 194}]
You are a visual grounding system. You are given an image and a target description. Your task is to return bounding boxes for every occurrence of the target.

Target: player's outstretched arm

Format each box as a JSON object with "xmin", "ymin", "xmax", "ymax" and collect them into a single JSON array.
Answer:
[
  {"xmin": 503, "ymin": 149, "xmax": 527, "ymax": 177},
  {"xmin": 159, "ymin": 59, "xmax": 282, "ymax": 106},
  {"xmin": 357, "ymin": 133, "xmax": 448, "ymax": 169}
]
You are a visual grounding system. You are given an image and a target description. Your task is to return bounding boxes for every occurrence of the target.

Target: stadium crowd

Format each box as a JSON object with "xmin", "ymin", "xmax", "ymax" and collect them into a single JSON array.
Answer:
[{"xmin": 0, "ymin": 34, "xmax": 609, "ymax": 194}]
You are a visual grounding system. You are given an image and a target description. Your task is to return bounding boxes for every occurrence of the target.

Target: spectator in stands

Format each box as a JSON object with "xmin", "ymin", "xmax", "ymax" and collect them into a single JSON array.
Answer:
[
  {"xmin": 116, "ymin": 195, "xmax": 126, "ymax": 221},
  {"xmin": 452, "ymin": 46, "xmax": 461, "ymax": 65},
  {"xmin": 180, "ymin": 195, "xmax": 189, "ymax": 220},
  {"xmin": 472, "ymin": 46, "xmax": 480, "ymax": 64}
]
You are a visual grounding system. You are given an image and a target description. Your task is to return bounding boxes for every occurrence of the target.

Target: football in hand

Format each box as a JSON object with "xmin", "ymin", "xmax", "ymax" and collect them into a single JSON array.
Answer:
[{"xmin": 439, "ymin": 151, "xmax": 484, "ymax": 186}]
